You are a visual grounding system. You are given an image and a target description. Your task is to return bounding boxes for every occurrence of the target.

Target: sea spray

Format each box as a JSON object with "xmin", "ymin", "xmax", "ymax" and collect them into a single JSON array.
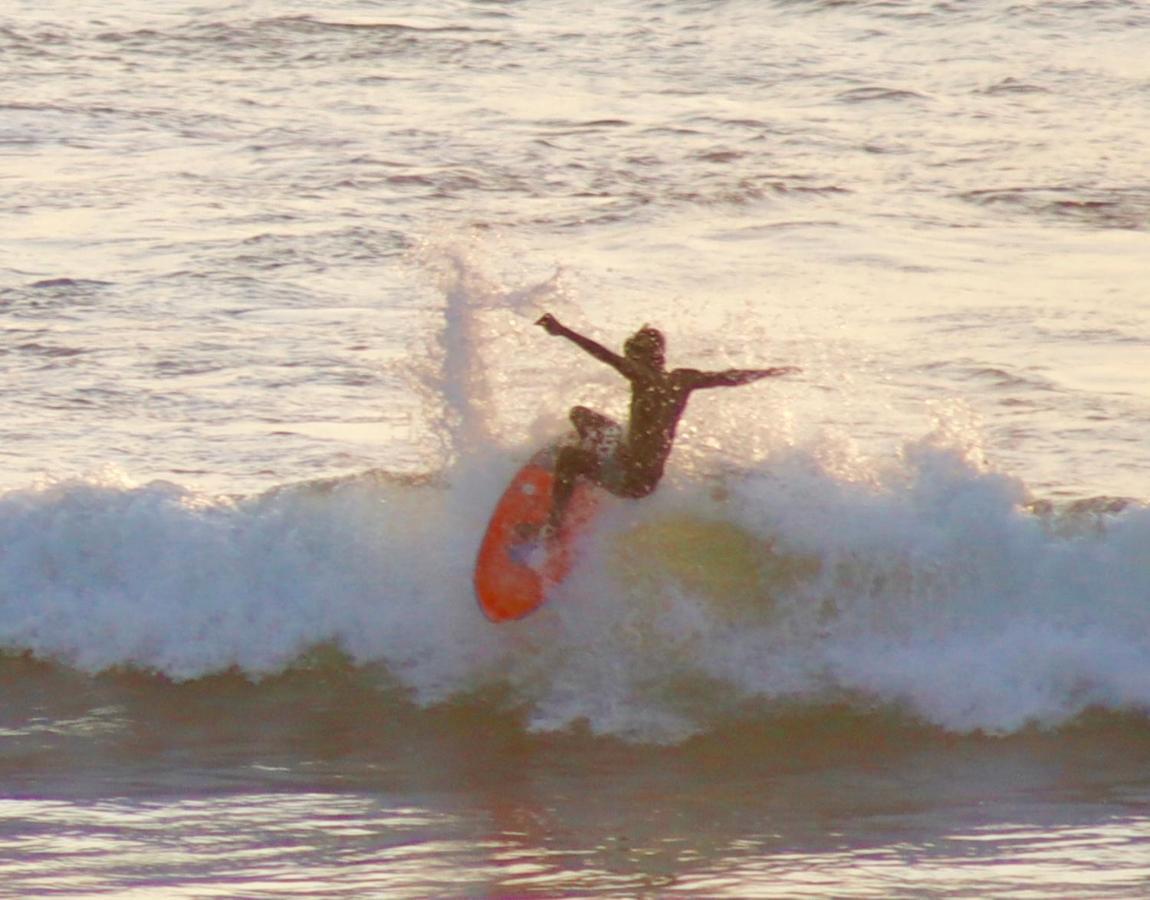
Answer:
[{"xmin": 409, "ymin": 237, "xmax": 576, "ymax": 464}]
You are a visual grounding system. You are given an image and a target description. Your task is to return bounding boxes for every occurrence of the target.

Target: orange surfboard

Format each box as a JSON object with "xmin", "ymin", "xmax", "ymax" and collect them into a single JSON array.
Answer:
[{"xmin": 474, "ymin": 446, "xmax": 601, "ymax": 622}]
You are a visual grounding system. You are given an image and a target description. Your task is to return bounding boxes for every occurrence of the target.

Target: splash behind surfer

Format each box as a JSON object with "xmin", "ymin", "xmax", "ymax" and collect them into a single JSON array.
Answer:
[{"xmin": 536, "ymin": 313, "xmax": 800, "ymax": 533}]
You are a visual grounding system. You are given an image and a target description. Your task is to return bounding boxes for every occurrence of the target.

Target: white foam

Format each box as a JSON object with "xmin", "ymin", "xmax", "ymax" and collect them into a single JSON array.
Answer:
[
  {"xmin": 3, "ymin": 249, "xmax": 1148, "ymax": 743},
  {"xmin": 0, "ymin": 421, "xmax": 1148, "ymax": 742}
]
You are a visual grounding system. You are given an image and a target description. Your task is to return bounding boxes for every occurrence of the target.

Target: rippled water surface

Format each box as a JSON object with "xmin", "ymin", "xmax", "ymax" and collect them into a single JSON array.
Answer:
[
  {"xmin": 3, "ymin": 0, "xmax": 1150, "ymax": 894},
  {"xmin": 2, "ymin": 661, "xmax": 1150, "ymax": 897}
]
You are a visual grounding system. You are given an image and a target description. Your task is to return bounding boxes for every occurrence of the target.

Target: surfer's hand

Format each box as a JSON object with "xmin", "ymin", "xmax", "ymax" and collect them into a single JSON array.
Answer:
[{"xmin": 536, "ymin": 313, "xmax": 562, "ymax": 335}]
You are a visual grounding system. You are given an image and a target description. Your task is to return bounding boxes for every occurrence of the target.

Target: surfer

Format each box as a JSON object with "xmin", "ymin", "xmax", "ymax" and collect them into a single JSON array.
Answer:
[{"xmin": 535, "ymin": 313, "xmax": 800, "ymax": 534}]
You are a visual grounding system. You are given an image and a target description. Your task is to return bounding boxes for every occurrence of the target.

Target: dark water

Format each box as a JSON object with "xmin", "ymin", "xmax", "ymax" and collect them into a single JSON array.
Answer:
[{"xmin": 3, "ymin": 655, "xmax": 1150, "ymax": 896}]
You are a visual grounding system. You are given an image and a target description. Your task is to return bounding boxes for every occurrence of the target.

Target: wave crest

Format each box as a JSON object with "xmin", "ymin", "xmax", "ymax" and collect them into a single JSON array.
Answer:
[{"xmin": 1, "ymin": 430, "xmax": 1146, "ymax": 743}]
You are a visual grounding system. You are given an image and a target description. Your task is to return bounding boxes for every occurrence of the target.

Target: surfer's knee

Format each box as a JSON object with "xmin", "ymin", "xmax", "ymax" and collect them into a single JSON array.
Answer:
[
  {"xmin": 569, "ymin": 405, "xmax": 618, "ymax": 436},
  {"xmin": 569, "ymin": 405, "xmax": 594, "ymax": 426}
]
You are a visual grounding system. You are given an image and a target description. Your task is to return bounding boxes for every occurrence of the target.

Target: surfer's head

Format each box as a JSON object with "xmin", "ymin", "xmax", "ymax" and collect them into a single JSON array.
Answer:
[{"xmin": 624, "ymin": 325, "xmax": 665, "ymax": 368}]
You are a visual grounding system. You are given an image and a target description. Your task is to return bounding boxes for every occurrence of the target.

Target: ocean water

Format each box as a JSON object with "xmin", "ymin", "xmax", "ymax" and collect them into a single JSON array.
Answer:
[{"xmin": 2, "ymin": 0, "xmax": 1150, "ymax": 895}]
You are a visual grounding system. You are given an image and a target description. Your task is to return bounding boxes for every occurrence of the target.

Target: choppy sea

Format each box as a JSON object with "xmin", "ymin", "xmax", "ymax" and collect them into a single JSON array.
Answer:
[{"xmin": 3, "ymin": 0, "xmax": 1150, "ymax": 895}]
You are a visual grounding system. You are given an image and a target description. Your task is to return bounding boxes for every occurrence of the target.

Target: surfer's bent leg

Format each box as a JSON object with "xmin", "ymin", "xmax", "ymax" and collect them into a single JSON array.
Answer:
[
  {"xmin": 548, "ymin": 445, "xmax": 601, "ymax": 530},
  {"xmin": 549, "ymin": 443, "xmax": 659, "ymax": 531}
]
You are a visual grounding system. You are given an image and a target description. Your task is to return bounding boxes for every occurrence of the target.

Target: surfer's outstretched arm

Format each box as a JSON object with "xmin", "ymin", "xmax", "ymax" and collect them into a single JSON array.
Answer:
[
  {"xmin": 537, "ymin": 314, "xmax": 631, "ymax": 375},
  {"xmin": 689, "ymin": 366, "xmax": 801, "ymax": 389}
]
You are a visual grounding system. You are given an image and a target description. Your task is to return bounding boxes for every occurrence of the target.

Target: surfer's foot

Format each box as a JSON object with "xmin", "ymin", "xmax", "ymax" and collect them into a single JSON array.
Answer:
[
  {"xmin": 512, "ymin": 521, "xmax": 558, "ymax": 544},
  {"xmin": 507, "ymin": 522, "xmax": 557, "ymax": 569},
  {"xmin": 513, "ymin": 521, "xmax": 539, "ymax": 542}
]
